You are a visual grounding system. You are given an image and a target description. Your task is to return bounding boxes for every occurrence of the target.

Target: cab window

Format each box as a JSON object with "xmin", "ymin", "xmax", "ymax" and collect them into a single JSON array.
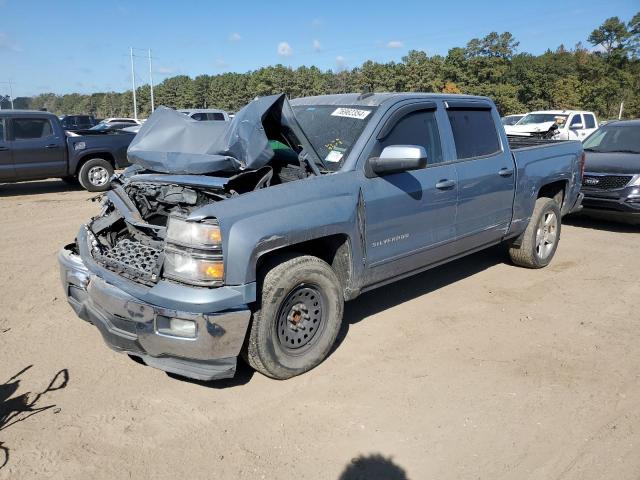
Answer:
[
  {"xmin": 12, "ymin": 118, "xmax": 53, "ymax": 140},
  {"xmin": 371, "ymin": 110, "xmax": 443, "ymax": 165}
]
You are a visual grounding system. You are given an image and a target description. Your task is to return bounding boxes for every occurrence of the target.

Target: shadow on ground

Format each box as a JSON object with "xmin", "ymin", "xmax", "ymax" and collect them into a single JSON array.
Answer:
[
  {"xmin": 0, "ymin": 365, "xmax": 69, "ymax": 470},
  {"xmin": 564, "ymin": 213, "xmax": 640, "ymax": 233},
  {"xmin": 339, "ymin": 454, "xmax": 408, "ymax": 480},
  {"xmin": 0, "ymin": 180, "xmax": 81, "ymax": 197},
  {"xmin": 333, "ymin": 244, "xmax": 508, "ymax": 352}
]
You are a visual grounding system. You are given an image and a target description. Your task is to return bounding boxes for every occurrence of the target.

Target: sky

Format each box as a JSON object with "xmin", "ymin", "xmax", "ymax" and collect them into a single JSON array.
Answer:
[{"xmin": 0, "ymin": 0, "xmax": 638, "ymax": 98}]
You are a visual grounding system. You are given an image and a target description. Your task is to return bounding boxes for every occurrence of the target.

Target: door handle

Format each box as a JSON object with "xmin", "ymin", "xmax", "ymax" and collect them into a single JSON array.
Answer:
[
  {"xmin": 498, "ymin": 168, "xmax": 514, "ymax": 177},
  {"xmin": 435, "ymin": 179, "xmax": 456, "ymax": 190},
  {"xmin": 44, "ymin": 144, "xmax": 59, "ymax": 149}
]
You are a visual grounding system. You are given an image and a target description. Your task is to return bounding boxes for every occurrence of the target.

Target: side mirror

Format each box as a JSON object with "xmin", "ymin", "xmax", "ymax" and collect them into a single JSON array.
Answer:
[
  {"xmin": 367, "ymin": 145, "xmax": 427, "ymax": 177},
  {"xmin": 570, "ymin": 123, "xmax": 584, "ymax": 130}
]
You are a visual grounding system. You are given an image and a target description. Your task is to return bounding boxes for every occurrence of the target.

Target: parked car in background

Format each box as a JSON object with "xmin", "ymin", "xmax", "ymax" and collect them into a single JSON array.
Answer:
[
  {"xmin": 0, "ymin": 110, "xmax": 134, "ymax": 191},
  {"xmin": 90, "ymin": 121, "xmax": 136, "ymax": 132},
  {"xmin": 501, "ymin": 114, "xmax": 525, "ymax": 126},
  {"xmin": 179, "ymin": 108, "xmax": 230, "ymax": 121},
  {"xmin": 58, "ymin": 93, "xmax": 584, "ymax": 382},
  {"xmin": 579, "ymin": 119, "xmax": 640, "ymax": 223},
  {"xmin": 102, "ymin": 117, "xmax": 140, "ymax": 126},
  {"xmin": 505, "ymin": 110, "xmax": 598, "ymax": 140},
  {"xmin": 59, "ymin": 114, "xmax": 98, "ymax": 131}
]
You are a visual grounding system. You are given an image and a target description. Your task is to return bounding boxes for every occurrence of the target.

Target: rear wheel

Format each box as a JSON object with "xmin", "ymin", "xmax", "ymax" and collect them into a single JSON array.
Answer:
[
  {"xmin": 244, "ymin": 255, "xmax": 344, "ymax": 380},
  {"xmin": 508, "ymin": 197, "xmax": 561, "ymax": 268},
  {"xmin": 78, "ymin": 158, "xmax": 114, "ymax": 192}
]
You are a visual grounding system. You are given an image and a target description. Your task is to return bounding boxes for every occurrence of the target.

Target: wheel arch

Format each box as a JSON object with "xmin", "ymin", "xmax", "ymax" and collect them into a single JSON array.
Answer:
[{"xmin": 255, "ymin": 234, "xmax": 355, "ymax": 301}]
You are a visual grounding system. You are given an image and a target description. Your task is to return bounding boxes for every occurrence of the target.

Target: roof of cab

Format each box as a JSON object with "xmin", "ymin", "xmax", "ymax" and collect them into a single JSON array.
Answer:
[
  {"xmin": 290, "ymin": 92, "xmax": 492, "ymax": 107},
  {"xmin": 0, "ymin": 109, "xmax": 57, "ymax": 117},
  {"xmin": 601, "ymin": 119, "xmax": 640, "ymax": 127}
]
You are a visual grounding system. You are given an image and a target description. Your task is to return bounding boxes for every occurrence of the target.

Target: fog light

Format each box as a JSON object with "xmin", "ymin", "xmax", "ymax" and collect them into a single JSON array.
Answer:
[{"xmin": 156, "ymin": 316, "xmax": 197, "ymax": 338}]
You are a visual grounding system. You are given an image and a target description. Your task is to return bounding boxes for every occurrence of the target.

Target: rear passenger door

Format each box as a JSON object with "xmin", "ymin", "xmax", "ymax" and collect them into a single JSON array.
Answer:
[
  {"xmin": 445, "ymin": 101, "xmax": 515, "ymax": 252},
  {"xmin": 10, "ymin": 116, "xmax": 66, "ymax": 180},
  {"xmin": 568, "ymin": 114, "xmax": 587, "ymax": 140},
  {"xmin": 582, "ymin": 113, "xmax": 598, "ymax": 138},
  {"xmin": 0, "ymin": 118, "xmax": 15, "ymax": 181}
]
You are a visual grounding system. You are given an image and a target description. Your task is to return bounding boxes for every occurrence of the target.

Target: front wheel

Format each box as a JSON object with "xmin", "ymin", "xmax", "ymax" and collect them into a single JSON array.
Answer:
[
  {"xmin": 244, "ymin": 255, "xmax": 344, "ymax": 380},
  {"xmin": 508, "ymin": 197, "xmax": 561, "ymax": 268},
  {"xmin": 78, "ymin": 158, "xmax": 114, "ymax": 192}
]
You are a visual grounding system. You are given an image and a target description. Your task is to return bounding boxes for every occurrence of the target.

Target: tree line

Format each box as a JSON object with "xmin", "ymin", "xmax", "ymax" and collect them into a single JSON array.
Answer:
[{"xmin": 2, "ymin": 13, "xmax": 638, "ymax": 120}]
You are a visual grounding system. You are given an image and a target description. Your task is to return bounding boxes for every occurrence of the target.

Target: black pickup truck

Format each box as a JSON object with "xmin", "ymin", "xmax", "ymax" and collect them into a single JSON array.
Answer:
[{"xmin": 0, "ymin": 110, "xmax": 134, "ymax": 191}]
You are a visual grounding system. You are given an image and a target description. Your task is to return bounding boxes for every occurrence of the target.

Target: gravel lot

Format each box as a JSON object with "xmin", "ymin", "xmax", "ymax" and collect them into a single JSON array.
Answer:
[{"xmin": 1, "ymin": 180, "xmax": 639, "ymax": 480}]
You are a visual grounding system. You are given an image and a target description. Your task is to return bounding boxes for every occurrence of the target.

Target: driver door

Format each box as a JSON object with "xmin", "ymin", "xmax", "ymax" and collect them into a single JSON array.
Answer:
[{"xmin": 362, "ymin": 105, "xmax": 458, "ymax": 287}]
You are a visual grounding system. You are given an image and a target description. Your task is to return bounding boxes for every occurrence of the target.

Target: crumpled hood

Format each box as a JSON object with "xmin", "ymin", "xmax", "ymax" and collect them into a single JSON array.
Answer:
[
  {"xmin": 505, "ymin": 121, "xmax": 557, "ymax": 136},
  {"xmin": 126, "ymin": 94, "xmax": 289, "ymax": 175}
]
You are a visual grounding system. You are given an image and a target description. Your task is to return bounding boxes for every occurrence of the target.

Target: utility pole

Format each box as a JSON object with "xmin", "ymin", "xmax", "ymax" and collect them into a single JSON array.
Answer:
[
  {"xmin": 148, "ymin": 48, "xmax": 155, "ymax": 113},
  {"xmin": 130, "ymin": 47, "xmax": 138, "ymax": 120},
  {"xmin": 0, "ymin": 81, "xmax": 15, "ymax": 109},
  {"xmin": 618, "ymin": 101, "xmax": 624, "ymax": 120}
]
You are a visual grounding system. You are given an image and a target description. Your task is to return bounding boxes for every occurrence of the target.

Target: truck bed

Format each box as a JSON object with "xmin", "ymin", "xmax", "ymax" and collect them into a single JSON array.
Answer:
[{"xmin": 507, "ymin": 135, "xmax": 565, "ymax": 150}]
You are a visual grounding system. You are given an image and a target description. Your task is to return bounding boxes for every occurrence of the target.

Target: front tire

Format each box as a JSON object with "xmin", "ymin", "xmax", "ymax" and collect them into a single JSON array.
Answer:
[
  {"xmin": 78, "ymin": 158, "xmax": 114, "ymax": 192},
  {"xmin": 244, "ymin": 255, "xmax": 344, "ymax": 380},
  {"xmin": 508, "ymin": 197, "xmax": 561, "ymax": 268}
]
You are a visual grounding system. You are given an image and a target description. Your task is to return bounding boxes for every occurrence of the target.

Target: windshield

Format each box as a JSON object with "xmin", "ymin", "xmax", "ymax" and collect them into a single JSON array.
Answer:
[
  {"xmin": 90, "ymin": 123, "xmax": 110, "ymax": 131},
  {"xmin": 502, "ymin": 115, "xmax": 523, "ymax": 126},
  {"xmin": 518, "ymin": 113, "xmax": 568, "ymax": 126},
  {"xmin": 291, "ymin": 105, "xmax": 377, "ymax": 171},
  {"xmin": 583, "ymin": 125, "xmax": 640, "ymax": 154}
]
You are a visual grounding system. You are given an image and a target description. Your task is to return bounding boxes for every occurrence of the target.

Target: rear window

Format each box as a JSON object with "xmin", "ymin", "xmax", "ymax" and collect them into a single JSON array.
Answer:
[
  {"xmin": 447, "ymin": 109, "xmax": 501, "ymax": 159},
  {"xmin": 13, "ymin": 118, "xmax": 53, "ymax": 140},
  {"xmin": 207, "ymin": 112, "xmax": 225, "ymax": 121}
]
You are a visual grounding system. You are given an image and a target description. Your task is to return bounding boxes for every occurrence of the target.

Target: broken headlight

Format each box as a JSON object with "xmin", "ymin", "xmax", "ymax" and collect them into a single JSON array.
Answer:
[{"xmin": 163, "ymin": 216, "xmax": 224, "ymax": 286}]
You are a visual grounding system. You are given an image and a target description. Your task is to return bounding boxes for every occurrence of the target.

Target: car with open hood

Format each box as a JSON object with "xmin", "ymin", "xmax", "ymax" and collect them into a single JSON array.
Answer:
[{"xmin": 58, "ymin": 93, "xmax": 584, "ymax": 382}]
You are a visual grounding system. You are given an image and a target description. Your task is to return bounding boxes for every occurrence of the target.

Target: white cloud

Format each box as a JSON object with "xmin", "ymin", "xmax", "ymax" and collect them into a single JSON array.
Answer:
[
  {"xmin": 229, "ymin": 32, "xmax": 241, "ymax": 42},
  {"xmin": 277, "ymin": 41, "xmax": 293, "ymax": 56},
  {"xmin": 336, "ymin": 55, "xmax": 347, "ymax": 70},
  {"xmin": 386, "ymin": 40, "xmax": 404, "ymax": 49},
  {"xmin": 0, "ymin": 32, "xmax": 22, "ymax": 52},
  {"xmin": 312, "ymin": 39, "xmax": 322, "ymax": 52},
  {"xmin": 156, "ymin": 66, "xmax": 175, "ymax": 74}
]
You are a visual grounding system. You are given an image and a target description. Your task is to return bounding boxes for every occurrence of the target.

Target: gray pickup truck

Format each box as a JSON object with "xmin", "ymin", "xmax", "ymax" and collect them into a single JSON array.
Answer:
[
  {"xmin": 58, "ymin": 93, "xmax": 584, "ymax": 382},
  {"xmin": 0, "ymin": 110, "xmax": 134, "ymax": 191}
]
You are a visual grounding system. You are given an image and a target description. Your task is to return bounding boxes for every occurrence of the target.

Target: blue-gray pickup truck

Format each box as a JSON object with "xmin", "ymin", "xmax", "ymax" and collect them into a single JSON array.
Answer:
[
  {"xmin": 58, "ymin": 93, "xmax": 584, "ymax": 382},
  {"xmin": 0, "ymin": 110, "xmax": 134, "ymax": 191}
]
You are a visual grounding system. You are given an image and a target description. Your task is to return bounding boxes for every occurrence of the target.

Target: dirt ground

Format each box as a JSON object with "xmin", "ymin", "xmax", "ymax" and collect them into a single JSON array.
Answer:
[{"xmin": 1, "ymin": 179, "xmax": 639, "ymax": 480}]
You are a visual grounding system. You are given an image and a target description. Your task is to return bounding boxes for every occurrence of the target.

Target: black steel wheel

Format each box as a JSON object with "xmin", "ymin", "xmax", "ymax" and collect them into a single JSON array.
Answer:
[{"xmin": 243, "ymin": 255, "xmax": 344, "ymax": 380}]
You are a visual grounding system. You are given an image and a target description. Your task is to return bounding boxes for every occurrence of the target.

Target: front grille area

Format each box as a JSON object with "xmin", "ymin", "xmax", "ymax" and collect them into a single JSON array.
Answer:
[
  {"xmin": 94, "ymin": 239, "xmax": 161, "ymax": 285},
  {"xmin": 582, "ymin": 175, "xmax": 632, "ymax": 190}
]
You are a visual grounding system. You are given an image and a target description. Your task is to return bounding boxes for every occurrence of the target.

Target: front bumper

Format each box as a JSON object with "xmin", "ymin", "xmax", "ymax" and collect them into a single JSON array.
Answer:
[
  {"xmin": 58, "ymin": 244, "xmax": 253, "ymax": 381},
  {"xmin": 580, "ymin": 187, "xmax": 640, "ymax": 223}
]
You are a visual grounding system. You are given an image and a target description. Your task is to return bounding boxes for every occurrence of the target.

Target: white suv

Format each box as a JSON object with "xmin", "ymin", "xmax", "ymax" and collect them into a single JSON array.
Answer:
[{"xmin": 505, "ymin": 110, "xmax": 598, "ymax": 140}]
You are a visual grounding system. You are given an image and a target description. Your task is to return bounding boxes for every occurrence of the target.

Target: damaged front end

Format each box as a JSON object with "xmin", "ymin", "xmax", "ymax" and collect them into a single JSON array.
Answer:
[{"xmin": 58, "ymin": 93, "xmax": 319, "ymax": 381}]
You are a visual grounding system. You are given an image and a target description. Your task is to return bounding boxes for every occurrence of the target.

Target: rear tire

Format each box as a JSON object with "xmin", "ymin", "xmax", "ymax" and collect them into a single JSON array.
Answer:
[
  {"xmin": 509, "ymin": 197, "xmax": 561, "ymax": 268},
  {"xmin": 244, "ymin": 255, "xmax": 344, "ymax": 380},
  {"xmin": 78, "ymin": 158, "xmax": 114, "ymax": 192}
]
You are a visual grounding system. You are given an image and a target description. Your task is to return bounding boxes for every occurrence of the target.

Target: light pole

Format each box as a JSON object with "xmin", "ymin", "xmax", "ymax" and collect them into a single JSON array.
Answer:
[
  {"xmin": 130, "ymin": 47, "xmax": 138, "ymax": 120},
  {"xmin": 148, "ymin": 49, "xmax": 155, "ymax": 113},
  {"xmin": 0, "ymin": 81, "xmax": 15, "ymax": 109}
]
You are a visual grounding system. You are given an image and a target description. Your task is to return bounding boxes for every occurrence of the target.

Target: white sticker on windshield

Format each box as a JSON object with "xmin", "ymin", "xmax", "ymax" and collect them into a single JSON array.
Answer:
[
  {"xmin": 331, "ymin": 107, "xmax": 371, "ymax": 120},
  {"xmin": 325, "ymin": 150, "xmax": 344, "ymax": 163}
]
